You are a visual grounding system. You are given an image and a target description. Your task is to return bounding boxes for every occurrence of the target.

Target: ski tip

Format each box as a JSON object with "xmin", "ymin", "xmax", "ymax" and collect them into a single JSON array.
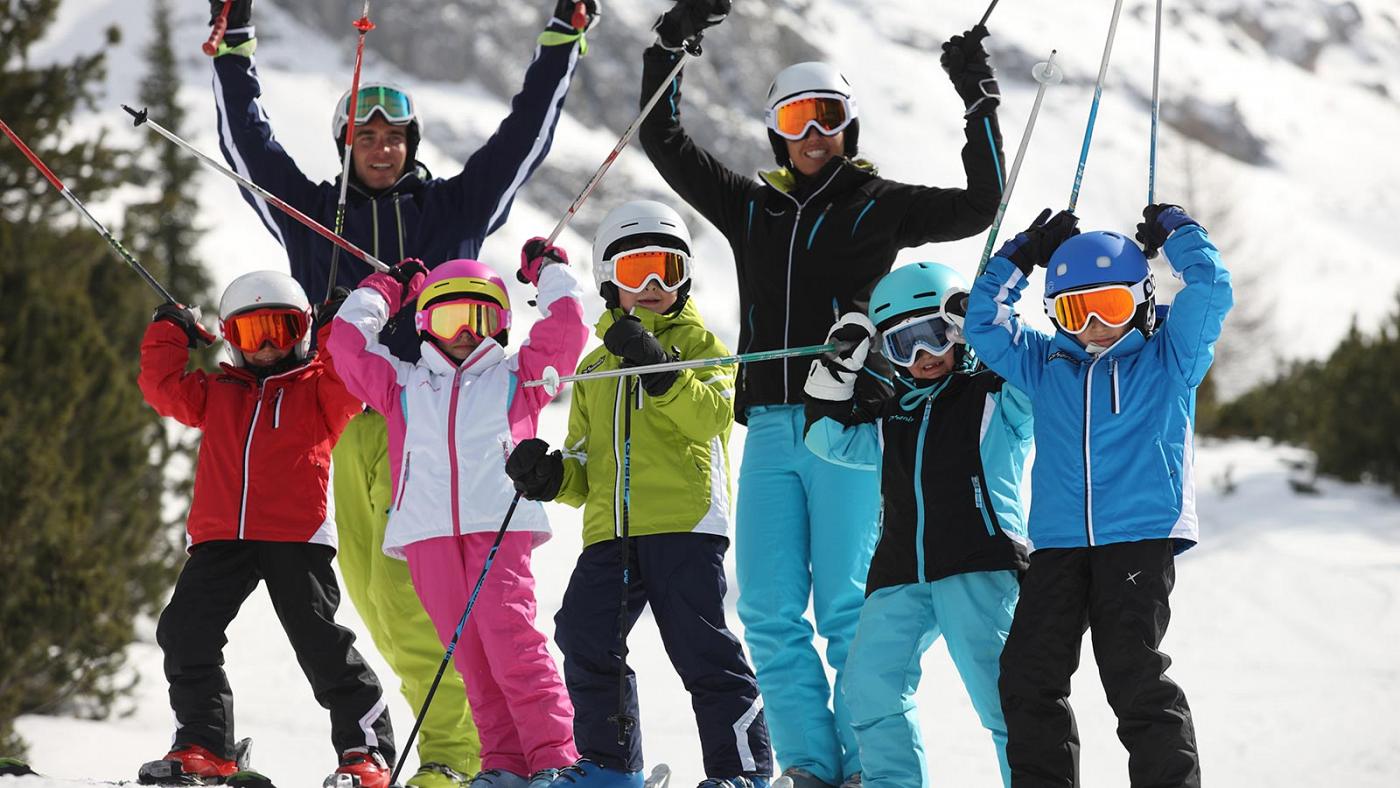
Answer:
[
  {"xmin": 0, "ymin": 757, "xmax": 38, "ymax": 777},
  {"xmin": 227, "ymin": 769, "xmax": 278, "ymax": 788}
]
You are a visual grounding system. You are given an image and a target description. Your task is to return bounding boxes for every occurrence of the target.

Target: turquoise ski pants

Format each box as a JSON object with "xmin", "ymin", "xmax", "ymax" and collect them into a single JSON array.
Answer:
[
  {"xmin": 735, "ymin": 405, "xmax": 880, "ymax": 784},
  {"xmin": 843, "ymin": 571, "xmax": 1020, "ymax": 788}
]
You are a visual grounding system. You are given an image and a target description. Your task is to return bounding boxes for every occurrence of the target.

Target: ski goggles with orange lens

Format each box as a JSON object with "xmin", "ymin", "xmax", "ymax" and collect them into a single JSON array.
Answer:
[
  {"xmin": 220, "ymin": 308, "xmax": 309, "ymax": 354},
  {"xmin": 881, "ymin": 312, "xmax": 956, "ymax": 367},
  {"xmin": 766, "ymin": 93, "xmax": 856, "ymax": 140},
  {"xmin": 600, "ymin": 246, "xmax": 692, "ymax": 293},
  {"xmin": 415, "ymin": 298, "xmax": 507, "ymax": 342},
  {"xmin": 344, "ymin": 85, "xmax": 415, "ymax": 126},
  {"xmin": 1045, "ymin": 282, "xmax": 1147, "ymax": 334}
]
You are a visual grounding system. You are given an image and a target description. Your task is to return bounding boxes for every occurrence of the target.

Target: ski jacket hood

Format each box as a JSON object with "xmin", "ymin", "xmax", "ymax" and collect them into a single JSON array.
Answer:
[
  {"xmin": 557, "ymin": 299, "xmax": 737, "ymax": 548},
  {"xmin": 964, "ymin": 224, "xmax": 1233, "ymax": 552},
  {"xmin": 639, "ymin": 44, "xmax": 1005, "ymax": 423},
  {"xmin": 138, "ymin": 320, "xmax": 363, "ymax": 549}
]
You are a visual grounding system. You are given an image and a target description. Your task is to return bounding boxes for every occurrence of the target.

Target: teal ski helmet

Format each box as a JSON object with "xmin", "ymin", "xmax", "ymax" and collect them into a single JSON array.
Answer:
[
  {"xmin": 1044, "ymin": 231, "xmax": 1156, "ymax": 336},
  {"xmin": 868, "ymin": 262, "xmax": 976, "ymax": 372}
]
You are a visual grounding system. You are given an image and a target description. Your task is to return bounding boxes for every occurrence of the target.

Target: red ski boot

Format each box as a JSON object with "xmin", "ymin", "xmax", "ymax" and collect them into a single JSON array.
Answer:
[
  {"xmin": 138, "ymin": 743, "xmax": 240, "ymax": 785},
  {"xmin": 323, "ymin": 748, "xmax": 390, "ymax": 788}
]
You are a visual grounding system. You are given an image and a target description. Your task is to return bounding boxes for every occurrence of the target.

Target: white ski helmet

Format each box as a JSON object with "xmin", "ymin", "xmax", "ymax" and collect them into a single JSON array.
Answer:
[
  {"xmin": 764, "ymin": 62, "xmax": 860, "ymax": 167},
  {"xmin": 592, "ymin": 200, "xmax": 693, "ymax": 310},
  {"xmin": 218, "ymin": 270, "xmax": 313, "ymax": 367},
  {"xmin": 331, "ymin": 81, "xmax": 422, "ymax": 166}
]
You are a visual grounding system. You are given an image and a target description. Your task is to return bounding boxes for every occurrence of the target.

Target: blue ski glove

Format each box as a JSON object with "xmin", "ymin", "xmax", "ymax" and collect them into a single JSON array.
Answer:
[
  {"xmin": 654, "ymin": 0, "xmax": 731, "ymax": 51},
  {"xmin": 1136, "ymin": 203, "xmax": 1201, "ymax": 259},
  {"xmin": 996, "ymin": 208, "xmax": 1080, "ymax": 276},
  {"xmin": 506, "ymin": 438, "xmax": 565, "ymax": 501},
  {"xmin": 604, "ymin": 315, "xmax": 680, "ymax": 396}
]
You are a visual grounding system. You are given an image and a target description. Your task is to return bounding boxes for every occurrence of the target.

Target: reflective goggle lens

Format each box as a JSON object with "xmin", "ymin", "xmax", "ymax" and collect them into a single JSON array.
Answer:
[
  {"xmin": 770, "ymin": 95, "xmax": 850, "ymax": 139},
  {"xmin": 609, "ymin": 248, "xmax": 690, "ymax": 293},
  {"xmin": 222, "ymin": 309, "xmax": 308, "ymax": 354},
  {"xmin": 882, "ymin": 314, "xmax": 954, "ymax": 366},
  {"xmin": 1052, "ymin": 286, "xmax": 1137, "ymax": 334},
  {"xmin": 347, "ymin": 86, "xmax": 414, "ymax": 125},
  {"xmin": 424, "ymin": 300, "xmax": 503, "ymax": 342}
]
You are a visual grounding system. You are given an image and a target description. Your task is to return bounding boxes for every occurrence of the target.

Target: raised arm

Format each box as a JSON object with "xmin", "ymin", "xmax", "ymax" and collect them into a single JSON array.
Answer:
[
  {"xmin": 1137, "ymin": 205, "xmax": 1234, "ymax": 387},
  {"xmin": 510, "ymin": 257, "xmax": 590, "ymax": 421},
  {"xmin": 138, "ymin": 318, "xmax": 211, "ymax": 429},
  {"xmin": 800, "ymin": 315, "xmax": 891, "ymax": 469},
  {"xmin": 327, "ymin": 272, "xmax": 418, "ymax": 417}
]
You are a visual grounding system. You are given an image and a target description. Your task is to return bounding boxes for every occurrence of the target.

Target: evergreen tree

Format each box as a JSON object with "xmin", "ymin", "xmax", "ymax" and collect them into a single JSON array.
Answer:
[{"xmin": 0, "ymin": 0, "xmax": 179, "ymax": 756}]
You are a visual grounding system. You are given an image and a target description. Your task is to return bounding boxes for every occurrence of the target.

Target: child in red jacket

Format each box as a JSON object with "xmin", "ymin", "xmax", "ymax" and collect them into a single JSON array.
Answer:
[{"xmin": 136, "ymin": 271, "xmax": 395, "ymax": 788}]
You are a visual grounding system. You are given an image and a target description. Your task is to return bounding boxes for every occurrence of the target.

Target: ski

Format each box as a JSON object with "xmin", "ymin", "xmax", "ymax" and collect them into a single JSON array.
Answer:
[{"xmin": 0, "ymin": 757, "xmax": 38, "ymax": 777}]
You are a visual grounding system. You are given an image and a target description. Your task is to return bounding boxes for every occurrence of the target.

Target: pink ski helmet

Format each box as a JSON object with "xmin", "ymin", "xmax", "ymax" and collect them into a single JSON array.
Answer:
[{"xmin": 414, "ymin": 259, "xmax": 513, "ymax": 346}]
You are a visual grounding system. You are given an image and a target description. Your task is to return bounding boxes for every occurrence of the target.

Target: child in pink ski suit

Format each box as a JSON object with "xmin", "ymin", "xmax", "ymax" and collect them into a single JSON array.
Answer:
[{"xmin": 328, "ymin": 243, "xmax": 589, "ymax": 787}]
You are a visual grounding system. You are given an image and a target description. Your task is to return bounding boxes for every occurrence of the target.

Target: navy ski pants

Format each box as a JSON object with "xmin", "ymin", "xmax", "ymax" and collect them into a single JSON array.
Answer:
[
  {"xmin": 157, "ymin": 540, "xmax": 395, "ymax": 764},
  {"xmin": 554, "ymin": 532, "xmax": 772, "ymax": 779}
]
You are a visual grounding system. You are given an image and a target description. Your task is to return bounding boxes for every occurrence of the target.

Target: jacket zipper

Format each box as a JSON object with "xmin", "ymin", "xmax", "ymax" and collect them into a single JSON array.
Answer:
[
  {"xmin": 972, "ymin": 475, "xmax": 996, "ymax": 536},
  {"xmin": 611, "ymin": 377, "xmax": 626, "ymax": 538},
  {"xmin": 394, "ymin": 195, "xmax": 406, "ymax": 262},
  {"xmin": 237, "ymin": 381, "xmax": 266, "ymax": 540},
  {"xmin": 447, "ymin": 364, "xmax": 466, "ymax": 538},
  {"xmin": 913, "ymin": 398, "xmax": 933, "ymax": 582},
  {"xmin": 777, "ymin": 167, "xmax": 843, "ymax": 400},
  {"xmin": 1110, "ymin": 357, "xmax": 1121, "ymax": 414},
  {"xmin": 1083, "ymin": 354, "xmax": 1104, "ymax": 546},
  {"xmin": 394, "ymin": 452, "xmax": 412, "ymax": 511},
  {"xmin": 371, "ymin": 198, "xmax": 381, "ymax": 259}
]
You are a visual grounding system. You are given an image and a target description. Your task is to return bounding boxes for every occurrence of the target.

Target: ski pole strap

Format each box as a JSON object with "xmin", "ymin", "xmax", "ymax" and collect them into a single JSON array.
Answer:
[{"xmin": 538, "ymin": 29, "xmax": 588, "ymax": 55}]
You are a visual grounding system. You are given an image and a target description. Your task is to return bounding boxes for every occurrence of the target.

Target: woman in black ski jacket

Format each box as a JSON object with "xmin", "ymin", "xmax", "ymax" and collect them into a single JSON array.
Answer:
[{"xmin": 637, "ymin": 3, "xmax": 1006, "ymax": 786}]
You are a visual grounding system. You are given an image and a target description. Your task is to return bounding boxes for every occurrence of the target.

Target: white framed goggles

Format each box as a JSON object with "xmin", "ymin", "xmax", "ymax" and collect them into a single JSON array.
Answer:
[
  {"xmin": 344, "ymin": 85, "xmax": 415, "ymax": 126},
  {"xmin": 597, "ymin": 246, "xmax": 692, "ymax": 293},
  {"xmin": 881, "ymin": 312, "xmax": 958, "ymax": 367},
  {"xmin": 1042, "ymin": 280, "xmax": 1149, "ymax": 335},
  {"xmin": 765, "ymin": 92, "xmax": 858, "ymax": 141}
]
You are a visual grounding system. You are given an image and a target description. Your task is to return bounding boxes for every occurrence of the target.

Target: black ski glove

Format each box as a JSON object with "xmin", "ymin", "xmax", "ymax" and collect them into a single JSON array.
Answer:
[
  {"xmin": 941, "ymin": 25, "xmax": 1000, "ymax": 118},
  {"xmin": 995, "ymin": 208, "xmax": 1080, "ymax": 276},
  {"xmin": 391, "ymin": 258, "xmax": 428, "ymax": 289},
  {"xmin": 314, "ymin": 287, "xmax": 352, "ymax": 332},
  {"xmin": 603, "ymin": 315, "xmax": 680, "ymax": 397},
  {"xmin": 654, "ymin": 0, "xmax": 731, "ymax": 51},
  {"xmin": 552, "ymin": 0, "xmax": 601, "ymax": 32},
  {"xmin": 209, "ymin": 0, "xmax": 253, "ymax": 30},
  {"xmin": 153, "ymin": 302, "xmax": 217, "ymax": 349},
  {"xmin": 506, "ymin": 438, "xmax": 565, "ymax": 501},
  {"xmin": 1135, "ymin": 203, "xmax": 1201, "ymax": 260}
]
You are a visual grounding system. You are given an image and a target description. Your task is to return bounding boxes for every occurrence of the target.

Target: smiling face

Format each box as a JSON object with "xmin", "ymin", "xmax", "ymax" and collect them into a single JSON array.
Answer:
[
  {"xmin": 351, "ymin": 116, "xmax": 409, "ymax": 191},
  {"xmin": 617, "ymin": 280, "xmax": 678, "ymax": 314},
  {"xmin": 244, "ymin": 342, "xmax": 294, "ymax": 368},
  {"xmin": 906, "ymin": 348, "xmax": 955, "ymax": 381},
  {"xmin": 1076, "ymin": 315, "xmax": 1132, "ymax": 349},
  {"xmin": 785, "ymin": 127, "xmax": 845, "ymax": 177}
]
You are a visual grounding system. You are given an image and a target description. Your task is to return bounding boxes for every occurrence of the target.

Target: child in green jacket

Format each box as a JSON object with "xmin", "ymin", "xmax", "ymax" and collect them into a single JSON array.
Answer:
[{"xmin": 506, "ymin": 201, "xmax": 772, "ymax": 788}]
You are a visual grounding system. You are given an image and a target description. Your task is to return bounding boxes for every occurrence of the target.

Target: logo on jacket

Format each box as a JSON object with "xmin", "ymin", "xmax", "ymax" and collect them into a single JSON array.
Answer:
[
  {"xmin": 1126, "ymin": 571, "xmax": 1142, "ymax": 585},
  {"xmin": 581, "ymin": 357, "xmax": 606, "ymax": 375},
  {"xmin": 887, "ymin": 414, "xmax": 916, "ymax": 423}
]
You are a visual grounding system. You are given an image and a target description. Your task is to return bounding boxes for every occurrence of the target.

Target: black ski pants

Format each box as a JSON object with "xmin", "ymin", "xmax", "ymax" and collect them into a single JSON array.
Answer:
[
  {"xmin": 998, "ymin": 539, "xmax": 1199, "ymax": 788},
  {"xmin": 554, "ymin": 533, "xmax": 772, "ymax": 779},
  {"xmin": 156, "ymin": 540, "xmax": 395, "ymax": 765}
]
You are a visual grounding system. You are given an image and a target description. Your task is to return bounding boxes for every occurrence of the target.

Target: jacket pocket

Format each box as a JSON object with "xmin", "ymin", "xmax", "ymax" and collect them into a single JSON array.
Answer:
[
  {"xmin": 1152, "ymin": 438, "xmax": 1179, "ymax": 508},
  {"xmin": 394, "ymin": 452, "xmax": 412, "ymax": 512},
  {"xmin": 972, "ymin": 475, "xmax": 997, "ymax": 536}
]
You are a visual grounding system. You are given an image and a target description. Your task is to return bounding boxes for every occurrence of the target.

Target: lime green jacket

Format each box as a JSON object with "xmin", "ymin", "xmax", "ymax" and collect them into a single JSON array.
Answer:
[{"xmin": 556, "ymin": 301, "xmax": 736, "ymax": 547}]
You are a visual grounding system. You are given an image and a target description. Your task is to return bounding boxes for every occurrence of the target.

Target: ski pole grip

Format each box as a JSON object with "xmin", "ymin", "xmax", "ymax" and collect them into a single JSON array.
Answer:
[
  {"xmin": 203, "ymin": 0, "xmax": 234, "ymax": 56},
  {"xmin": 571, "ymin": 1, "xmax": 589, "ymax": 30}
]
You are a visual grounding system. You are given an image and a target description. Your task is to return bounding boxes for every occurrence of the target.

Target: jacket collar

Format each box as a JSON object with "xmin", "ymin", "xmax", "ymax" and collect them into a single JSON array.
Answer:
[
  {"xmin": 418, "ymin": 337, "xmax": 505, "ymax": 377},
  {"xmin": 758, "ymin": 157, "xmax": 877, "ymax": 203},
  {"xmin": 593, "ymin": 300, "xmax": 705, "ymax": 340},
  {"xmin": 218, "ymin": 358, "xmax": 317, "ymax": 385},
  {"xmin": 346, "ymin": 162, "xmax": 428, "ymax": 202},
  {"xmin": 1049, "ymin": 328, "xmax": 1146, "ymax": 362}
]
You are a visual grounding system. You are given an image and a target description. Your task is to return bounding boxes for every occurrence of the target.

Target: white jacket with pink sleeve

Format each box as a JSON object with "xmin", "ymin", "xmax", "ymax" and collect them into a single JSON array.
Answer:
[{"xmin": 328, "ymin": 263, "xmax": 589, "ymax": 559}]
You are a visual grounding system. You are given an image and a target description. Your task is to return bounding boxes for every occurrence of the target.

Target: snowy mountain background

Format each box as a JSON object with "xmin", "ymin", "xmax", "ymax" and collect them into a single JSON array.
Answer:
[{"xmin": 9, "ymin": 0, "xmax": 1400, "ymax": 785}]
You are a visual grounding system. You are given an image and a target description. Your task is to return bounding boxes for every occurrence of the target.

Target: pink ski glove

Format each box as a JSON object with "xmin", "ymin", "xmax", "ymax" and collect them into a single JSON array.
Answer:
[
  {"xmin": 518, "ymin": 237, "xmax": 569, "ymax": 286},
  {"xmin": 360, "ymin": 258, "xmax": 427, "ymax": 309}
]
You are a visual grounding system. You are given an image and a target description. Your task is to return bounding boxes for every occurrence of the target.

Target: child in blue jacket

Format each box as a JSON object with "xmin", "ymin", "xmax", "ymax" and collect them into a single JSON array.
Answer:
[
  {"xmin": 964, "ymin": 204, "xmax": 1232, "ymax": 788},
  {"xmin": 802, "ymin": 263, "xmax": 1032, "ymax": 788}
]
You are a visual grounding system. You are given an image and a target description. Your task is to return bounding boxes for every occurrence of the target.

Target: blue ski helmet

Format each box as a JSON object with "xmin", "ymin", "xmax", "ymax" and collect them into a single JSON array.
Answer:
[
  {"xmin": 1044, "ymin": 231, "xmax": 1157, "ymax": 336},
  {"xmin": 868, "ymin": 262, "xmax": 976, "ymax": 371}
]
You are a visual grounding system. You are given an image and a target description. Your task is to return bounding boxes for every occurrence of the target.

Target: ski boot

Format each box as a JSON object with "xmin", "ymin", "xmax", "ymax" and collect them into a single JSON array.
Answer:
[
  {"xmin": 138, "ymin": 742, "xmax": 243, "ymax": 785},
  {"xmin": 774, "ymin": 769, "xmax": 835, "ymax": 788},
  {"xmin": 407, "ymin": 762, "xmax": 470, "ymax": 788},
  {"xmin": 548, "ymin": 758, "xmax": 645, "ymax": 787},
  {"xmin": 467, "ymin": 769, "xmax": 529, "ymax": 788},
  {"xmin": 528, "ymin": 769, "xmax": 562, "ymax": 788},
  {"xmin": 697, "ymin": 778, "xmax": 769, "ymax": 788},
  {"xmin": 324, "ymin": 747, "xmax": 391, "ymax": 788}
]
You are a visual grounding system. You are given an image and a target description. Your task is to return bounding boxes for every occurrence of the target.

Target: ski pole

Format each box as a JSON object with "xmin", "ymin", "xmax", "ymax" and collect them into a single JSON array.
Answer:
[
  {"xmin": 325, "ymin": 0, "xmax": 376, "ymax": 301},
  {"xmin": 203, "ymin": 0, "xmax": 235, "ymax": 56},
  {"xmin": 388, "ymin": 492, "xmax": 524, "ymax": 787},
  {"xmin": 609, "ymin": 378, "xmax": 638, "ymax": 746},
  {"xmin": 1067, "ymin": 0, "xmax": 1126, "ymax": 213},
  {"xmin": 544, "ymin": 39, "xmax": 700, "ymax": 246},
  {"xmin": 524, "ymin": 339, "xmax": 853, "ymax": 396},
  {"xmin": 123, "ymin": 105, "xmax": 390, "ymax": 273},
  {"xmin": 0, "ymin": 116, "xmax": 178, "ymax": 303},
  {"xmin": 978, "ymin": 0, "xmax": 1003, "ymax": 27},
  {"xmin": 1148, "ymin": 0, "xmax": 1163, "ymax": 204},
  {"xmin": 976, "ymin": 50, "xmax": 1063, "ymax": 275}
]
